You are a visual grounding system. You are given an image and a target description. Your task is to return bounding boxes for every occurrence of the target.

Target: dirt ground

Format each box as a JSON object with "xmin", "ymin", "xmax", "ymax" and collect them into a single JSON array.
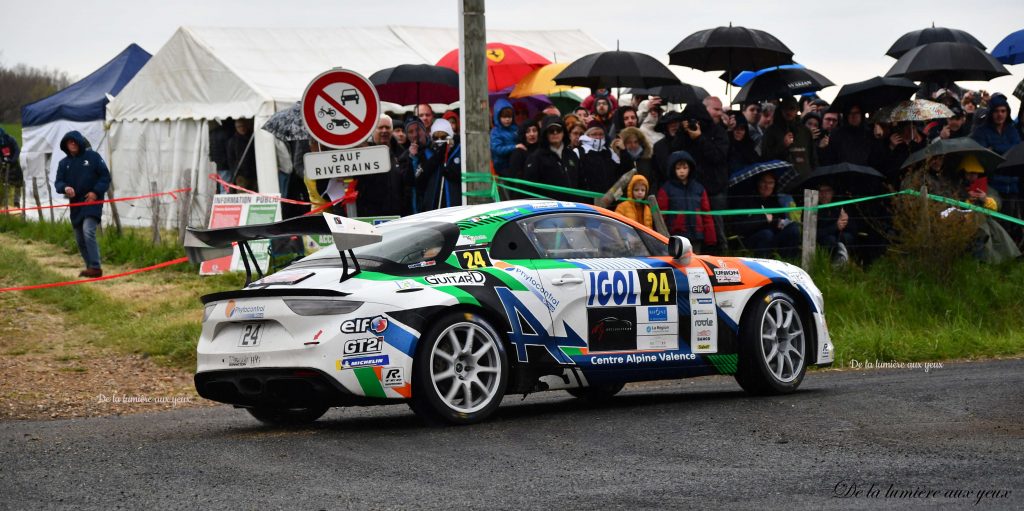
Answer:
[{"xmin": 0, "ymin": 235, "xmax": 210, "ymax": 421}]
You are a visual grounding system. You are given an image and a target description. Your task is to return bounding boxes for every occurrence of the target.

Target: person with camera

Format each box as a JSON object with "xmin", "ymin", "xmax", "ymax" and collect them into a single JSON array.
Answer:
[
  {"xmin": 54, "ymin": 131, "xmax": 110, "ymax": 278},
  {"xmin": 413, "ymin": 118, "xmax": 462, "ymax": 212},
  {"xmin": 673, "ymin": 98, "xmax": 730, "ymax": 249}
]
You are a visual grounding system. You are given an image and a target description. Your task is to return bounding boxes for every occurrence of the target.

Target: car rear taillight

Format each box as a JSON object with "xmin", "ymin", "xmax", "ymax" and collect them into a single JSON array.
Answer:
[{"xmin": 283, "ymin": 298, "xmax": 363, "ymax": 316}]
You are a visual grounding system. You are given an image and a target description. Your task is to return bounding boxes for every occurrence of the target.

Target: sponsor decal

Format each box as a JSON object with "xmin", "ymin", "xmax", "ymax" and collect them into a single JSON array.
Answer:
[
  {"xmin": 407, "ymin": 260, "xmax": 437, "ymax": 269},
  {"xmin": 638, "ymin": 268, "xmax": 676, "ymax": 306},
  {"xmin": 344, "ymin": 356, "xmax": 391, "ymax": 368},
  {"xmin": 647, "ymin": 306, "xmax": 668, "ymax": 322},
  {"xmin": 505, "ymin": 266, "xmax": 560, "ymax": 312},
  {"xmin": 719, "ymin": 299, "xmax": 734, "ymax": 309},
  {"xmin": 587, "ymin": 307, "xmax": 637, "ymax": 352},
  {"xmin": 227, "ymin": 354, "xmax": 261, "ymax": 367},
  {"xmin": 692, "ymin": 297, "xmax": 713, "ymax": 305},
  {"xmin": 340, "ymin": 315, "xmax": 389, "ymax": 334},
  {"xmin": 342, "ymin": 337, "xmax": 383, "ymax": 356},
  {"xmin": 423, "ymin": 271, "xmax": 486, "ymax": 286},
  {"xmin": 249, "ymin": 271, "xmax": 314, "ymax": 287},
  {"xmin": 643, "ymin": 323, "xmax": 673, "ymax": 335},
  {"xmin": 225, "ymin": 300, "xmax": 265, "ymax": 319},
  {"xmin": 691, "ymin": 284, "xmax": 711, "ymax": 294},
  {"xmin": 713, "ymin": 268, "xmax": 741, "ymax": 284},
  {"xmin": 694, "ymin": 318, "xmax": 714, "ymax": 327},
  {"xmin": 588, "ymin": 352, "xmax": 696, "ymax": 365},
  {"xmin": 454, "ymin": 248, "xmax": 492, "ymax": 269},
  {"xmin": 586, "ymin": 270, "xmax": 639, "ymax": 307},
  {"xmin": 696, "ymin": 343, "xmax": 711, "ymax": 350},
  {"xmin": 382, "ymin": 367, "xmax": 404, "ymax": 387},
  {"xmin": 395, "ymin": 279, "xmax": 419, "ymax": 290},
  {"xmin": 697, "ymin": 329, "xmax": 711, "ymax": 337}
]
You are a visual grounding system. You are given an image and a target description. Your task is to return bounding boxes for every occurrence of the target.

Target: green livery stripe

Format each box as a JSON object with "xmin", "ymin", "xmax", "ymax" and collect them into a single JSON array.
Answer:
[
  {"xmin": 479, "ymin": 267, "xmax": 528, "ymax": 291},
  {"xmin": 706, "ymin": 354, "xmax": 738, "ymax": 374},
  {"xmin": 530, "ymin": 259, "xmax": 579, "ymax": 270},
  {"xmin": 354, "ymin": 271, "xmax": 406, "ymax": 281},
  {"xmin": 353, "ymin": 367, "xmax": 387, "ymax": 398},
  {"xmin": 433, "ymin": 286, "xmax": 482, "ymax": 306},
  {"xmin": 562, "ymin": 347, "xmax": 584, "ymax": 357}
]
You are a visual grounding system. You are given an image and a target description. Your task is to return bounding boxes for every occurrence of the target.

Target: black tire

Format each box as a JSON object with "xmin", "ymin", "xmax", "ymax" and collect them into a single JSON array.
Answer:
[
  {"xmin": 246, "ymin": 406, "xmax": 329, "ymax": 425},
  {"xmin": 566, "ymin": 382, "xmax": 625, "ymax": 401},
  {"xmin": 409, "ymin": 311, "xmax": 509, "ymax": 425},
  {"xmin": 735, "ymin": 289, "xmax": 809, "ymax": 395}
]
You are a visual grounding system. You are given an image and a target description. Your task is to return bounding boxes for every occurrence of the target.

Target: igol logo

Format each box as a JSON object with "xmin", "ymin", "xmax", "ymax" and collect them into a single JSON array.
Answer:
[
  {"xmin": 225, "ymin": 300, "xmax": 236, "ymax": 318},
  {"xmin": 691, "ymin": 284, "xmax": 711, "ymax": 294}
]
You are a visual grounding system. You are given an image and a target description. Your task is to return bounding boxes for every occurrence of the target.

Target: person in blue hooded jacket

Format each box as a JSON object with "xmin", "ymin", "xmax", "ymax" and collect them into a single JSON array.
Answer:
[
  {"xmin": 490, "ymin": 99, "xmax": 518, "ymax": 177},
  {"xmin": 54, "ymin": 131, "xmax": 110, "ymax": 278},
  {"xmin": 0, "ymin": 126, "xmax": 22, "ymax": 207}
]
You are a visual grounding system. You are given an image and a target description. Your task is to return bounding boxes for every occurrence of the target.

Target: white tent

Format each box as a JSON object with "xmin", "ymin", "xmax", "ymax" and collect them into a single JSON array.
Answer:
[{"xmin": 106, "ymin": 26, "xmax": 606, "ymax": 228}]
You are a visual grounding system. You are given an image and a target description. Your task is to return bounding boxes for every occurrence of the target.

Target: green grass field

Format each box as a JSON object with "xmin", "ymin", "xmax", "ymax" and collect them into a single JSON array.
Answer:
[{"xmin": 0, "ymin": 214, "xmax": 1021, "ymax": 370}]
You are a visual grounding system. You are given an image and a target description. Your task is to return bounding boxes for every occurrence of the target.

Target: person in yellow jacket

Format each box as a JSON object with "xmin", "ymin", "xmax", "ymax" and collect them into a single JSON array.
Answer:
[
  {"xmin": 614, "ymin": 173, "xmax": 653, "ymax": 228},
  {"xmin": 959, "ymin": 154, "xmax": 1000, "ymax": 211}
]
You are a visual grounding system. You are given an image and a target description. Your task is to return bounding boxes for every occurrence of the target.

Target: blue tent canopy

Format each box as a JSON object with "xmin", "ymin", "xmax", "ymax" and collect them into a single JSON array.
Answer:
[{"xmin": 20, "ymin": 44, "xmax": 150, "ymax": 127}]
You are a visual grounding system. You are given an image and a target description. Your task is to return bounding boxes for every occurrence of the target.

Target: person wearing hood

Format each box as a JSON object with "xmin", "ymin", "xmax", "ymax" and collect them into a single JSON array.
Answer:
[
  {"xmin": 524, "ymin": 116, "xmax": 581, "ymax": 203},
  {"xmin": 589, "ymin": 93, "xmax": 616, "ymax": 139},
  {"xmin": 508, "ymin": 119, "xmax": 540, "ymax": 181},
  {"xmin": 729, "ymin": 171, "xmax": 801, "ymax": 259},
  {"xmin": 576, "ymin": 121, "xmax": 621, "ymax": 200},
  {"xmin": 414, "ymin": 119, "xmax": 462, "ymax": 212},
  {"xmin": 490, "ymin": 99, "xmax": 518, "ymax": 177},
  {"xmin": 673, "ymin": 100, "xmax": 730, "ymax": 248},
  {"xmin": 820, "ymin": 104, "xmax": 871, "ymax": 166},
  {"xmin": 760, "ymin": 96, "xmax": 816, "ymax": 176},
  {"xmin": 728, "ymin": 115, "xmax": 760, "ymax": 172},
  {"xmin": 656, "ymin": 150, "xmax": 716, "ymax": 252},
  {"xmin": 956, "ymin": 154, "xmax": 1020, "ymax": 263},
  {"xmin": 971, "ymin": 93, "xmax": 1021, "ymax": 220},
  {"xmin": 615, "ymin": 174, "xmax": 654, "ymax": 229},
  {"xmin": 0, "ymin": 126, "xmax": 23, "ymax": 207},
  {"xmin": 612, "ymin": 127, "xmax": 656, "ymax": 192},
  {"xmin": 54, "ymin": 131, "xmax": 111, "ymax": 278},
  {"xmin": 652, "ymin": 111, "xmax": 684, "ymax": 180}
]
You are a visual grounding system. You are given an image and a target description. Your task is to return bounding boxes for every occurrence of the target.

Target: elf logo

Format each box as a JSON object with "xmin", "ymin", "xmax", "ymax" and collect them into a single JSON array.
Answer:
[
  {"xmin": 691, "ymin": 284, "xmax": 711, "ymax": 294},
  {"xmin": 341, "ymin": 315, "xmax": 388, "ymax": 334},
  {"xmin": 587, "ymin": 271, "xmax": 638, "ymax": 307}
]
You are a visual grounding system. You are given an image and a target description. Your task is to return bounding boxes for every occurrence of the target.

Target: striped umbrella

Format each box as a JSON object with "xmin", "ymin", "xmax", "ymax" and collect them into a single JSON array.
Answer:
[{"xmin": 728, "ymin": 160, "xmax": 797, "ymax": 190}]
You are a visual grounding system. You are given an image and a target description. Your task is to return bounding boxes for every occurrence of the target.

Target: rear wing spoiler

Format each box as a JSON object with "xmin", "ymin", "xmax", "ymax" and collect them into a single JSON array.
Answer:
[{"xmin": 184, "ymin": 213, "xmax": 383, "ymax": 285}]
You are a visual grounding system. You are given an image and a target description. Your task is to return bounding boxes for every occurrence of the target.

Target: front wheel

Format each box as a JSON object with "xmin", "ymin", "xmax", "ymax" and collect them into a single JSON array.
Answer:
[
  {"xmin": 246, "ymin": 406, "xmax": 328, "ymax": 425},
  {"xmin": 735, "ymin": 290, "xmax": 808, "ymax": 395},
  {"xmin": 409, "ymin": 311, "xmax": 508, "ymax": 425}
]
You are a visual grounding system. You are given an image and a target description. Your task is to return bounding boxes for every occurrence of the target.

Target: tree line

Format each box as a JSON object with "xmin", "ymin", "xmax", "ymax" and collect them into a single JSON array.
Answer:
[{"xmin": 0, "ymin": 58, "xmax": 73, "ymax": 124}]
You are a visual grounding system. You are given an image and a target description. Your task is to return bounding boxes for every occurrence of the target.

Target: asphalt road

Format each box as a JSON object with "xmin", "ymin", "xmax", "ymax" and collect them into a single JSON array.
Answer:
[{"xmin": 2, "ymin": 359, "xmax": 1021, "ymax": 510}]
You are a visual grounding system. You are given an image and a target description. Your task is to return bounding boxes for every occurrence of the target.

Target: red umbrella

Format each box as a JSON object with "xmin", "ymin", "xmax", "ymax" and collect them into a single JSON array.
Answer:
[{"xmin": 436, "ymin": 43, "xmax": 551, "ymax": 92}]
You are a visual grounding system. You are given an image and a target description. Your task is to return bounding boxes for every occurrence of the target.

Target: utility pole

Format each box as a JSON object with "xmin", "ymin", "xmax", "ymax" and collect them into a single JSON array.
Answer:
[{"xmin": 459, "ymin": 0, "xmax": 491, "ymax": 205}]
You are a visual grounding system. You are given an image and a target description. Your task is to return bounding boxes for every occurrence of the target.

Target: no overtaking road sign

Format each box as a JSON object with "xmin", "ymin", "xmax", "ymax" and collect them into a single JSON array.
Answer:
[{"xmin": 301, "ymin": 68, "xmax": 381, "ymax": 149}]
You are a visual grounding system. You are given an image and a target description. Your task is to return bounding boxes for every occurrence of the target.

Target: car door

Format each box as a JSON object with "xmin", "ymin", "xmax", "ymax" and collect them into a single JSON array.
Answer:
[{"xmin": 516, "ymin": 213, "xmax": 684, "ymax": 369}]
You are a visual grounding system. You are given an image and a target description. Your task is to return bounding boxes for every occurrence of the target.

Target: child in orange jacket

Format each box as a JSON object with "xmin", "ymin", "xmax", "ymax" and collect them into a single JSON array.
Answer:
[{"xmin": 614, "ymin": 173, "xmax": 654, "ymax": 228}]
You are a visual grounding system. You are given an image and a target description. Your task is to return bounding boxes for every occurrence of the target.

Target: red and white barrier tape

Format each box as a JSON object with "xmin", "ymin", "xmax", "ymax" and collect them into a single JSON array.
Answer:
[
  {"xmin": 0, "ymin": 188, "xmax": 191, "ymax": 215},
  {"xmin": 0, "ymin": 257, "xmax": 190, "ymax": 293}
]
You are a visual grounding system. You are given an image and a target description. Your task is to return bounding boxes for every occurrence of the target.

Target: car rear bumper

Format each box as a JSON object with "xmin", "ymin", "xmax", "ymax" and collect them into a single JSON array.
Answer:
[{"xmin": 195, "ymin": 368, "xmax": 392, "ymax": 408}]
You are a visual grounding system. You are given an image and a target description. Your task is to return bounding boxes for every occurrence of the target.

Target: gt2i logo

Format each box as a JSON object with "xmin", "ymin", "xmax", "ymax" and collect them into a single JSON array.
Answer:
[
  {"xmin": 340, "ymin": 315, "xmax": 388, "ymax": 334},
  {"xmin": 455, "ymin": 248, "xmax": 492, "ymax": 269},
  {"xmin": 342, "ymin": 337, "xmax": 382, "ymax": 356},
  {"xmin": 638, "ymin": 269, "xmax": 676, "ymax": 306},
  {"xmin": 587, "ymin": 271, "xmax": 639, "ymax": 307}
]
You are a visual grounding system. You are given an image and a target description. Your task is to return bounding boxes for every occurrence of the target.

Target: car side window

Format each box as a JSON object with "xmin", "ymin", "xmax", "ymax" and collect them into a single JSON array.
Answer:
[{"xmin": 518, "ymin": 214, "xmax": 651, "ymax": 259}]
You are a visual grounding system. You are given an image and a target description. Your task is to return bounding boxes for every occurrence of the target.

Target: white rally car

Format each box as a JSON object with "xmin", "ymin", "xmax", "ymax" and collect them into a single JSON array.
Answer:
[{"xmin": 185, "ymin": 200, "xmax": 833, "ymax": 425}]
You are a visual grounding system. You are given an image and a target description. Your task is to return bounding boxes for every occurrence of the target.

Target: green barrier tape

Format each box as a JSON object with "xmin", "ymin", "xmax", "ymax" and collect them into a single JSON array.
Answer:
[{"xmin": 463, "ymin": 172, "xmax": 1024, "ymax": 225}]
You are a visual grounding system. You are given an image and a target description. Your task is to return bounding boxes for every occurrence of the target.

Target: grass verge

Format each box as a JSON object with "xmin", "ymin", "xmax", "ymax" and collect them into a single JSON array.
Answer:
[
  {"xmin": 810, "ymin": 254, "xmax": 1024, "ymax": 366},
  {"xmin": 1, "ymin": 123, "xmax": 22, "ymax": 145}
]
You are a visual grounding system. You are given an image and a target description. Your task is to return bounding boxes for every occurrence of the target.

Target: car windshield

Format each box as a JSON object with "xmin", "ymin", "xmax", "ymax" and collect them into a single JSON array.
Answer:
[{"xmin": 289, "ymin": 221, "xmax": 456, "ymax": 270}]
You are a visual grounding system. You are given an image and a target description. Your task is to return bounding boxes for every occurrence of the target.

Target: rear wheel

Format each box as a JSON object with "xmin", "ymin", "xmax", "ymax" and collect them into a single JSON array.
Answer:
[
  {"xmin": 246, "ymin": 406, "xmax": 328, "ymax": 425},
  {"xmin": 409, "ymin": 311, "xmax": 508, "ymax": 425},
  {"xmin": 735, "ymin": 290, "xmax": 808, "ymax": 395},
  {"xmin": 566, "ymin": 382, "xmax": 625, "ymax": 401}
]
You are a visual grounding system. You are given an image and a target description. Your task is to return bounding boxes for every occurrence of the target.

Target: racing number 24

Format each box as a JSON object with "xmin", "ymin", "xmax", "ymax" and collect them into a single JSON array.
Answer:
[
  {"xmin": 456, "ymin": 249, "xmax": 492, "ymax": 269},
  {"xmin": 647, "ymin": 272, "xmax": 671, "ymax": 303},
  {"xmin": 638, "ymin": 268, "xmax": 676, "ymax": 306}
]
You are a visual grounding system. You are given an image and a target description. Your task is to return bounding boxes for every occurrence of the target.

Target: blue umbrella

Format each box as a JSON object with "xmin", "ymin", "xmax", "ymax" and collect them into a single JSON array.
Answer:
[
  {"xmin": 992, "ymin": 29, "xmax": 1024, "ymax": 65},
  {"xmin": 728, "ymin": 160, "xmax": 797, "ymax": 190},
  {"xmin": 723, "ymin": 63, "xmax": 804, "ymax": 86}
]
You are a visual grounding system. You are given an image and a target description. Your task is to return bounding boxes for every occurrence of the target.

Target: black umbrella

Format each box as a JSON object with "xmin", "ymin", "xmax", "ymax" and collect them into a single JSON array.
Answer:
[
  {"xmin": 731, "ymin": 67, "xmax": 834, "ymax": 104},
  {"xmin": 885, "ymin": 42, "xmax": 1009, "ymax": 82},
  {"xmin": 668, "ymin": 25, "xmax": 794, "ymax": 79},
  {"xmin": 785, "ymin": 163, "xmax": 885, "ymax": 192},
  {"xmin": 369, "ymin": 64, "xmax": 460, "ymax": 106},
  {"xmin": 261, "ymin": 101, "xmax": 307, "ymax": 141},
  {"xmin": 828, "ymin": 76, "xmax": 919, "ymax": 113},
  {"xmin": 553, "ymin": 50, "xmax": 680, "ymax": 90},
  {"xmin": 901, "ymin": 137, "xmax": 1005, "ymax": 170},
  {"xmin": 886, "ymin": 25, "xmax": 986, "ymax": 59},
  {"xmin": 628, "ymin": 83, "xmax": 709, "ymax": 104},
  {"xmin": 996, "ymin": 143, "xmax": 1024, "ymax": 176}
]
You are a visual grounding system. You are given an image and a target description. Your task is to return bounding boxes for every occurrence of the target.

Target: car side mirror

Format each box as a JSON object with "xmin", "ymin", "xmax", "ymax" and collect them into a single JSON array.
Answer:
[{"xmin": 669, "ymin": 236, "xmax": 693, "ymax": 264}]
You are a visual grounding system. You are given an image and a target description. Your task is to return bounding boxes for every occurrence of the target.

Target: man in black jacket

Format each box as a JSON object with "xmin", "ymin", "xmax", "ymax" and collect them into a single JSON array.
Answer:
[
  {"xmin": 524, "ymin": 116, "xmax": 581, "ymax": 203},
  {"xmin": 674, "ymin": 100, "xmax": 730, "ymax": 249}
]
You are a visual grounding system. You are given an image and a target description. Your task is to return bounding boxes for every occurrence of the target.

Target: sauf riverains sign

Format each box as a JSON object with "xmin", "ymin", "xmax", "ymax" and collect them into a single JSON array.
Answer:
[{"xmin": 300, "ymin": 68, "xmax": 390, "ymax": 181}]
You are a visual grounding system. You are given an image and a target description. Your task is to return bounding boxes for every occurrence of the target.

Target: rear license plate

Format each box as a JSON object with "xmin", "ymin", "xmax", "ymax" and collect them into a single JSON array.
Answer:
[{"xmin": 238, "ymin": 322, "xmax": 265, "ymax": 347}]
